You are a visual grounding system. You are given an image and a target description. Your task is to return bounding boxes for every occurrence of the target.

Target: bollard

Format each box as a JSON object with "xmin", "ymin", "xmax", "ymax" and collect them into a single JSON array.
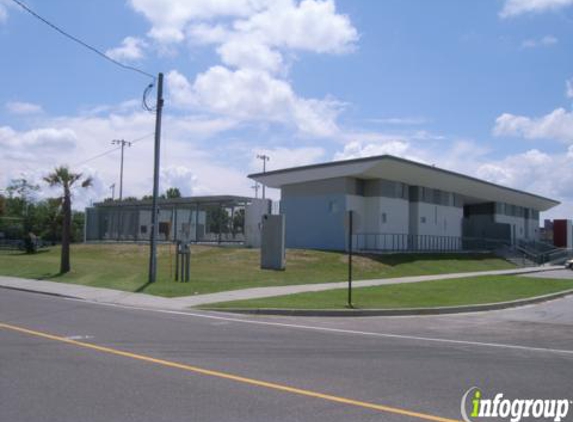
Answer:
[
  {"xmin": 184, "ymin": 243, "xmax": 190, "ymax": 283},
  {"xmin": 175, "ymin": 241, "xmax": 191, "ymax": 282}
]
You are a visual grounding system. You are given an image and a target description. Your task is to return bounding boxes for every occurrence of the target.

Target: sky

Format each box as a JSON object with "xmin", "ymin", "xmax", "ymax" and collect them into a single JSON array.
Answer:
[{"xmin": 0, "ymin": 0, "xmax": 572, "ymax": 220}]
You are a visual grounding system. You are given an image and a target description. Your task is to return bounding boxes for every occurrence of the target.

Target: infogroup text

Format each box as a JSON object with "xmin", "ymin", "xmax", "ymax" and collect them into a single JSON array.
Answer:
[{"xmin": 461, "ymin": 387, "xmax": 571, "ymax": 422}]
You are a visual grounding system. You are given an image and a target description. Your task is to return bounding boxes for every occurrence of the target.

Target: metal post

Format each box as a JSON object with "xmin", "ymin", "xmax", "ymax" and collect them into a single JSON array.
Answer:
[
  {"xmin": 148, "ymin": 72, "xmax": 164, "ymax": 284},
  {"xmin": 180, "ymin": 245, "xmax": 185, "ymax": 281},
  {"xmin": 347, "ymin": 210, "xmax": 353, "ymax": 308},
  {"xmin": 185, "ymin": 244, "xmax": 190, "ymax": 282},
  {"xmin": 175, "ymin": 241, "xmax": 180, "ymax": 281},
  {"xmin": 195, "ymin": 203, "xmax": 199, "ymax": 243}
]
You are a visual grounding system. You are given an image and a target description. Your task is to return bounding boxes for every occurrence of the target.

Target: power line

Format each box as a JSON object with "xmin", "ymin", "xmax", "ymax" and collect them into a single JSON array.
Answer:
[
  {"xmin": 9, "ymin": 0, "xmax": 155, "ymax": 80},
  {"xmin": 74, "ymin": 133, "xmax": 153, "ymax": 167}
]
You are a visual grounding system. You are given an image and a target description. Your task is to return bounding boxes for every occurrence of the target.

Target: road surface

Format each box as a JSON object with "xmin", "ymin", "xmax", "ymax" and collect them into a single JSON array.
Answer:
[{"xmin": 1, "ymin": 288, "xmax": 572, "ymax": 422}]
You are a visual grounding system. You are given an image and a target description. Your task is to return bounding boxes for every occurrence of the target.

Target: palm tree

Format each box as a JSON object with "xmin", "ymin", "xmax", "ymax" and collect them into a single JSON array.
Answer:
[{"xmin": 44, "ymin": 166, "xmax": 92, "ymax": 274}]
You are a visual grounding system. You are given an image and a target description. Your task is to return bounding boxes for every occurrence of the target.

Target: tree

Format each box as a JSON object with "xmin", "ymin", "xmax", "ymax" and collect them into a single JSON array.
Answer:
[
  {"xmin": 44, "ymin": 166, "xmax": 92, "ymax": 274},
  {"xmin": 5, "ymin": 178, "xmax": 39, "ymax": 218},
  {"xmin": 165, "ymin": 187, "xmax": 182, "ymax": 199}
]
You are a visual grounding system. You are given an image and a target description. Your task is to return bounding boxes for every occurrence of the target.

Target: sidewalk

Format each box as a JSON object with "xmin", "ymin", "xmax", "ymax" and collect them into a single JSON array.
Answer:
[{"xmin": 0, "ymin": 266, "xmax": 562, "ymax": 311}]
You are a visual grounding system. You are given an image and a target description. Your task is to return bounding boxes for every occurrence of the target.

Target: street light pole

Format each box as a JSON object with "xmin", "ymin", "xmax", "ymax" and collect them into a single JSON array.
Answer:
[
  {"xmin": 112, "ymin": 139, "xmax": 132, "ymax": 201},
  {"xmin": 256, "ymin": 154, "xmax": 270, "ymax": 199},
  {"xmin": 110, "ymin": 183, "xmax": 116, "ymax": 200}
]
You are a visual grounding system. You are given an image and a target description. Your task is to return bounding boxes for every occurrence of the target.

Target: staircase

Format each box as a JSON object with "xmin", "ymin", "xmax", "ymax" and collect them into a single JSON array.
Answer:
[
  {"xmin": 516, "ymin": 239, "xmax": 571, "ymax": 266},
  {"xmin": 495, "ymin": 246, "xmax": 537, "ymax": 267}
]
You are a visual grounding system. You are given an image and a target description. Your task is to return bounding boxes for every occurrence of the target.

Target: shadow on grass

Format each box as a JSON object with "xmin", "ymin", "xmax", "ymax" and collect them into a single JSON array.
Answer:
[
  {"xmin": 359, "ymin": 253, "xmax": 498, "ymax": 267},
  {"xmin": 135, "ymin": 282, "xmax": 152, "ymax": 293},
  {"xmin": 38, "ymin": 271, "xmax": 66, "ymax": 280},
  {"xmin": 2, "ymin": 249, "xmax": 52, "ymax": 257}
]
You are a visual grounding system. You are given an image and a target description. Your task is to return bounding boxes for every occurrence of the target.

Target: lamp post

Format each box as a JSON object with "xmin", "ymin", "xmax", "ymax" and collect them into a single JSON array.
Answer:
[
  {"xmin": 256, "ymin": 154, "xmax": 270, "ymax": 199},
  {"xmin": 251, "ymin": 183, "xmax": 260, "ymax": 199}
]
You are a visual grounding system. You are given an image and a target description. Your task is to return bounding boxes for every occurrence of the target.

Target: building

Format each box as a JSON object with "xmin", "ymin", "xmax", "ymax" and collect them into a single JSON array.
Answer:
[
  {"xmin": 544, "ymin": 219, "xmax": 573, "ymax": 249},
  {"xmin": 249, "ymin": 155, "xmax": 559, "ymax": 252},
  {"xmin": 85, "ymin": 196, "xmax": 270, "ymax": 247}
]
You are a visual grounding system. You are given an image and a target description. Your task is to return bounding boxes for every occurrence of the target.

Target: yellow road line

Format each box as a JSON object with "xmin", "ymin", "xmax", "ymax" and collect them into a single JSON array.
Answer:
[{"xmin": 0, "ymin": 321, "xmax": 460, "ymax": 422}]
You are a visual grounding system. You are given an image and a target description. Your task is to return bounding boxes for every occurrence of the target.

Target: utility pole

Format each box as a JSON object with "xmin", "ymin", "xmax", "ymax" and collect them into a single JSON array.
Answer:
[
  {"xmin": 112, "ymin": 139, "xmax": 132, "ymax": 201},
  {"xmin": 110, "ymin": 183, "xmax": 116, "ymax": 200},
  {"xmin": 148, "ymin": 72, "xmax": 164, "ymax": 284},
  {"xmin": 256, "ymin": 154, "xmax": 270, "ymax": 199},
  {"xmin": 251, "ymin": 183, "xmax": 260, "ymax": 199}
]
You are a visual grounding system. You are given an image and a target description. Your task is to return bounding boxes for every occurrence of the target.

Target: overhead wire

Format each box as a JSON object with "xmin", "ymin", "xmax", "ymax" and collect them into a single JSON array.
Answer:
[
  {"xmin": 74, "ymin": 133, "xmax": 153, "ymax": 167},
  {"xmin": 9, "ymin": 0, "xmax": 156, "ymax": 81}
]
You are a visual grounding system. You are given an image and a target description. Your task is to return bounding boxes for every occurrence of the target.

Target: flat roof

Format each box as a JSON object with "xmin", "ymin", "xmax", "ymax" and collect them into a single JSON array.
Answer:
[
  {"xmin": 93, "ymin": 195, "xmax": 254, "ymax": 208},
  {"xmin": 249, "ymin": 154, "xmax": 559, "ymax": 211}
]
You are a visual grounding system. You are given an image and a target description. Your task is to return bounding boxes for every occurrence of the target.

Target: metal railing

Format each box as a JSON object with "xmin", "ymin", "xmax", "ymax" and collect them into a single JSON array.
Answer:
[
  {"xmin": 516, "ymin": 239, "xmax": 571, "ymax": 265},
  {"xmin": 353, "ymin": 233, "xmax": 509, "ymax": 253}
]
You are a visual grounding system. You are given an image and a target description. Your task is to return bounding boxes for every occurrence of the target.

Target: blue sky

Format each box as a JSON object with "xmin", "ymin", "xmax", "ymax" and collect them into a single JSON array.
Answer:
[{"xmin": 0, "ymin": 0, "xmax": 572, "ymax": 219}]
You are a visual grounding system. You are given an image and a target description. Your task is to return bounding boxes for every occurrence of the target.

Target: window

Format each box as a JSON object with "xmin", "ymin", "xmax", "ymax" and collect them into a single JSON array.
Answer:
[
  {"xmin": 140, "ymin": 225, "xmax": 147, "ymax": 234},
  {"xmin": 420, "ymin": 216, "xmax": 426, "ymax": 224},
  {"xmin": 381, "ymin": 212, "xmax": 387, "ymax": 224}
]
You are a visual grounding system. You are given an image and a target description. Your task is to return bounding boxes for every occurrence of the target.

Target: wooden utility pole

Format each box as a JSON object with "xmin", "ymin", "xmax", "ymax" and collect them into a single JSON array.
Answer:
[{"xmin": 148, "ymin": 72, "xmax": 164, "ymax": 284}]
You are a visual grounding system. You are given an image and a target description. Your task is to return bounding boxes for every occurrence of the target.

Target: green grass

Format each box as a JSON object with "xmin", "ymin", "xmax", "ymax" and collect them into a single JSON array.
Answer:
[
  {"xmin": 204, "ymin": 276, "xmax": 573, "ymax": 310},
  {"xmin": 0, "ymin": 243, "xmax": 514, "ymax": 297}
]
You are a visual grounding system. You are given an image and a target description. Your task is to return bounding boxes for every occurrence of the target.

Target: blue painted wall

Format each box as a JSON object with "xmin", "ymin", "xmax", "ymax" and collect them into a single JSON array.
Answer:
[{"xmin": 281, "ymin": 194, "xmax": 347, "ymax": 250}]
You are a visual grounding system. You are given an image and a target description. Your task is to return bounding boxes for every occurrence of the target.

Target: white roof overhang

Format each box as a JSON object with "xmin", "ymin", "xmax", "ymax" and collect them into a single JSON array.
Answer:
[{"xmin": 249, "ymin": 155, "xmax": 559, "ymax": 212}]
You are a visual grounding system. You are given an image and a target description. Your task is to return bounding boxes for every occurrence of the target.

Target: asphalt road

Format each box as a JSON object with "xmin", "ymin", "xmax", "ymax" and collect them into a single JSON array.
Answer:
[{"xmin": 1, "ymin": 289, "xmax": 572, "ymax": 422}]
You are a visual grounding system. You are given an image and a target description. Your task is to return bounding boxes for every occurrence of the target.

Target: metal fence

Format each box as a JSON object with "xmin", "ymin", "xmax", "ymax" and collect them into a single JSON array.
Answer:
[
  {"xmin": 85, "ymin": 202, "xmax": 247, "ymax": 244},
  {"xmin": 354, "ymin": 233, "xmax": 509, "ymax": 253}
]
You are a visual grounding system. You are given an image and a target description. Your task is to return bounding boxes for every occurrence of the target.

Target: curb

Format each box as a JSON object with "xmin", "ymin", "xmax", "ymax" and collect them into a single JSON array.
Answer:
[
  {"xmin": 0, "ymin": 284, "xmax": 81, "ymax": 300},
  {"xmin": 199, "ymin": 288, "xmax": 573, "ymax": 317}
]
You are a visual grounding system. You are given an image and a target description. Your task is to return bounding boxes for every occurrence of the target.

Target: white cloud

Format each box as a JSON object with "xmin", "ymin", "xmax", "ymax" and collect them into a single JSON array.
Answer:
[
  {"xmin": 217, "ymin": 36, "xmax": 284, "ymax": 72},
  {"xmin": 105, "ymin": 36, "xmax": 147, "ymax": 62},
  {"xmin": 521, "ymin": 35, "xmax": 558, "ymax": 48},
  {"xmin": 0, "ymin": 101, "xmax": 257, "ymax": 209},
  {"xmin": 167, "ymin": 67, "xmax": 342, "ymax": 137},
  {"xmin": 0, "ymin": 126, "xmax": 77, "ymax": 156},
  {"xmin": 130, "ymin": 1, "xmax": 356, "ymax": 138},
  {"xmin": 160, "ymin": 166, "xmax": 203, "ymax": 196},
  {"xmin": 366, "ymin": 117, "xmax": 430, "ymax": 126},
  {"xmin": 0, "ymin": 4, "xmax": 7, "ymax": 23},
  {"xmin": 493, "ymin": 108, "xmax": 573, "ymax": 143},
  {"xmin": 567, "ymin": 78, "xmax": 573, "ymax": 99},
  {"xmin": 5, "ymin": 101, "xmax": 43, "ymax": 115},
  {"xmin": 129, "ymin": 0, "xmax": 357, "ymax": 53},
  {"xmin": 233, "ymin": 0, "xmax": 358, "ymax": 54},
  {"xmin": 334, "ymin": 140, "xmax": 411, "ymax": 161},
  {"xmin": 500, "ymin": 0, "xmax": 573, "ymax": 17},
  {"xmin": 129, "ymin": 0, "xmax": 262, "ymax": 43},
  {"xmin": 250, "ymin": 146, "xmax": 325, "ymax": 173},
  {"xmin": 474, "ymin": 149, "xmax": 573, "ymax": 219}
]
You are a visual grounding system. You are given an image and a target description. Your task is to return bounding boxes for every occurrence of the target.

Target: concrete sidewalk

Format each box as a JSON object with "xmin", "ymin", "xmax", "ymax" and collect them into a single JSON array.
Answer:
[{"xmin": 0, "ymin": 266, "xmax": 563, "ymax": 311}]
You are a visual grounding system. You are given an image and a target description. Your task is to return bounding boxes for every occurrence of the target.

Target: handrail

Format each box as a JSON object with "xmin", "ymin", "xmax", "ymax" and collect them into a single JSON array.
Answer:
[{"xmin": 353, "ymin": 233, "xmax": 510, "ymax": 253}]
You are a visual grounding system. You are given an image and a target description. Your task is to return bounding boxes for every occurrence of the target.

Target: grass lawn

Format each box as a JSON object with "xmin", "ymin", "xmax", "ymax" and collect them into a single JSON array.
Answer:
[
  {"xmin": 203, "ymin": 276, "xmax": 573, "ymax": 310},
  {"xmin": 0, "ymin": 243, "xmax": 514, "ymax": 297}
]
